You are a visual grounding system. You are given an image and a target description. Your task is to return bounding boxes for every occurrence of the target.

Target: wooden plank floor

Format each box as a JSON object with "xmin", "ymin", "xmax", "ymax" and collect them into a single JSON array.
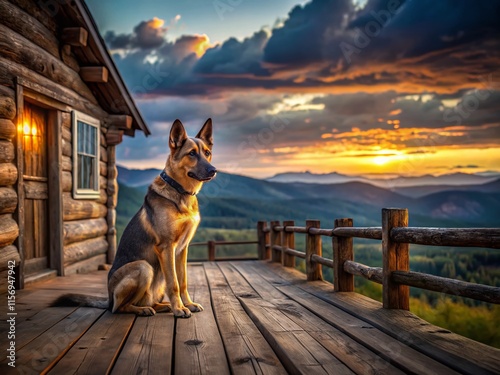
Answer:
[{"xmin": 1, "ymin": 261, "xmax": 499, "ymax": 375}]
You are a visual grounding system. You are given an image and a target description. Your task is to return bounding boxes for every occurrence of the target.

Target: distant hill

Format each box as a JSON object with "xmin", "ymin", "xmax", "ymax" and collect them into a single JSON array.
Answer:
[
  {"xmin": 395, "ymin": 178, "xmax": 500, "ymax": 198},
  {"xmin": 267, "ymin": 171, "xmax": 499, "ymax": 188},
  {"xmin": 117, "ymin": 165, "xmax": 160, "ymax": 187},
  {"xmin": 116, "ymin": 166, "xmax": 500, "ymax": 232}
]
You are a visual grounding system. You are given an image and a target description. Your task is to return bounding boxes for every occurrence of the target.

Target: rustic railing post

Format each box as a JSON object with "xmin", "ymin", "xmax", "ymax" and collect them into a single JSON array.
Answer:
[
  {"xmin": 208, "ymin": 241, "xmax": 216, "ymax": 261},
  {"xmin": 333, "ymin": 218, "xmax": 354, "ymax": 292},
  {"xmin": 382, "ymin": 208, "xmax": 409, "ymax": 310},
  {"xmin": 282, "ymin": 220, "xmax": 295, "ymax": 267},
  {"xmin": 270, "ymin": 220, "xmax": 281, "ymax": 263},
  {"xmin": 306, "ymin": 220, "xmax": 322, "ymax": 280},
  {"xmin": 257, "ymin": 221, "xmax": 270, "ymax": 260}
]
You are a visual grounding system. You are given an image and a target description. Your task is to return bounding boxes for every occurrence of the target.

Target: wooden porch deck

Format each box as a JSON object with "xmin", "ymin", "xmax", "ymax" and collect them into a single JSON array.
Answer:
[{"xmin": 1, "ymin": 261, "xmax": 499, "ymax": 375}]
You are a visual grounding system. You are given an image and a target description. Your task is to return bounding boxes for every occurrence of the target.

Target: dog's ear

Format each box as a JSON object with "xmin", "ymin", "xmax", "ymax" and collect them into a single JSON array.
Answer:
[
  {"xmin": 196, "ymin": 118, "xmax": 213, "ymax": 148},
  {"xmin": 169, "ymin": 119, "xmax": 188, "ymax": 150}
]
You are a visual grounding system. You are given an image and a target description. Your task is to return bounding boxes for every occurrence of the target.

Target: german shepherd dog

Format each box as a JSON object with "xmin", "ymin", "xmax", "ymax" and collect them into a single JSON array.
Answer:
[{"xmin": 54, "ymin": 119, "xmax": 216, "ymax": 318}]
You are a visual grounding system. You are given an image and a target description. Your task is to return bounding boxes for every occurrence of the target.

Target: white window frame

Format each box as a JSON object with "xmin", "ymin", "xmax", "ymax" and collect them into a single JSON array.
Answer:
[{"xmin": 72, "ymin": 110, "xmax": 100, "ymax": 199}]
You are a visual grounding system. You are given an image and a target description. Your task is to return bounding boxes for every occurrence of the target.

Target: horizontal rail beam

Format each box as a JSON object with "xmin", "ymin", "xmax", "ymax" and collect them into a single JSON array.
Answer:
[
  {"xmin": 284, "ymin": 226, "xmax": 308, "ymax": 233},
  {"xmin": 309, "ymin": 228, "xmax": 333, "ymax": 236},
  {"xmin": 392, "ymin": 270, "xmax": 500, "ymax": 304},
  {"xmin": 391, "ymin": 227, "xmax": 500, "ymax": 249},
  {"xmin": 333, "ymin": 227, "xmax": 382, "ymax": 240},
  {"xmin": 311, "ymin": 254, "xmax": 333, "ymax": 268},
  {"xmin": 272, "ymin": 245, "xmax": 306, "ymax": 259},
  {"xmin": 189, "ymin": 256, "xmax": 258, "ymax": 262},
  {"xmin": 189, "ymin": 240, "xmax": 258, "ymax": 247},
  {"xmin": 343, "ymin": 261, "xmax": 383, "ymax": 284}
]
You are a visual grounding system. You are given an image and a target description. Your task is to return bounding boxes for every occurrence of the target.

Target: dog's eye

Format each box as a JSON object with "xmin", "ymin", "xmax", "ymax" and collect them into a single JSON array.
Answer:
[
  {"xmin": 205, "ymin": 150, "xmax": 211, "ymax": 157},
  {"xmin": 188, "ymin": 150, "xmax": 196, "ymax": 157}
]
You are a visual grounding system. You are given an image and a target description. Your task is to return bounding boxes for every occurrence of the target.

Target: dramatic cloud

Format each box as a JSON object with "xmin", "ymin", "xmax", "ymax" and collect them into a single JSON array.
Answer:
[
  {"xmin": 105, "ymin": 17, "xmax": 167, "ymax": 49},
  {"xmin": 194, "ymin": 30, "xmax": 270, "ymax": 76},
  {"xmin": 102, "ymin": 1, "xmax": 500, "ymax": 176}
]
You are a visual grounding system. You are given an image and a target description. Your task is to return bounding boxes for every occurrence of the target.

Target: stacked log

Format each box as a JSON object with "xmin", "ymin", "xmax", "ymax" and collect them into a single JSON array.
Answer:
[
  {"xmin": 0, "ymin": 81, "xmax": 19, "ymax": 278},
  {"xmin": 60, "ymin": 109, "xmax": 111, "ymax": 275},
  {"xmin": 0, "ymin": 2, "xmax": 131, "ymax": 278}
]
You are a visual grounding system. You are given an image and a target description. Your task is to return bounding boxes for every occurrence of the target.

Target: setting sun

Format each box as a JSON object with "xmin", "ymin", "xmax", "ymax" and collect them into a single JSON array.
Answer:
[{"xmin": 373, "ymin": 156, "xmax": 389, "ymax": 166}]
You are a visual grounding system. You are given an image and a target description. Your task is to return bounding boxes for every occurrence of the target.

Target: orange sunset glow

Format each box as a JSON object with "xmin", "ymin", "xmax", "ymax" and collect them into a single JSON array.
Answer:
[{"xmin": 88, "ymin": 0, "xmax": 499, "ymax": 179}]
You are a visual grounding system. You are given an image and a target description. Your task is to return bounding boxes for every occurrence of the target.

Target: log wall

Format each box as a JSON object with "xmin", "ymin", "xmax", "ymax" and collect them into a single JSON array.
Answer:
[
  {"xmin": 0, "ymin": 1, "xmax": 123, "ymax": 281},
  {"xmin": 0, "ymin": 49, "xmax": 19, "ymax": 281}
]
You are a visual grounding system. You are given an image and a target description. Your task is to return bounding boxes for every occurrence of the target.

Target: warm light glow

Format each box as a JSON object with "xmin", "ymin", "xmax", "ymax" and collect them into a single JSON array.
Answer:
[
  {"xmin": 148, "ymin": 17, "xmax": 165, "ymax": 29},
  {"xmin": 23, "ymin": 123, "xmax": 30, "ymax": 135},
  {"xmin": 192, "ymin": 34, "xmax": 212, "ymax": 57},
  {"xmin": 373, "ymin": 155, "xmax": 389, "ymax": 166},
  {"xmin": 31, "ymin": 126, "xmax": 37, "ymax": 136}
]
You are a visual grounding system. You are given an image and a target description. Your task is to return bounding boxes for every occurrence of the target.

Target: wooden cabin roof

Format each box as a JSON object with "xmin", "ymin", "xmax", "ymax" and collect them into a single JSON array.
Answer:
[{"xmin": 53, "ymin": 0, "xmax": 151, "ymax": 136}]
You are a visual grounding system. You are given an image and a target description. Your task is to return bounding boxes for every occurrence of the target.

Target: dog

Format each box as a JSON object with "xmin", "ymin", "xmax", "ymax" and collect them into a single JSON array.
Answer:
[{"xmin": 53, "ymin": 119, "xmax": 216, "ymax": 318}]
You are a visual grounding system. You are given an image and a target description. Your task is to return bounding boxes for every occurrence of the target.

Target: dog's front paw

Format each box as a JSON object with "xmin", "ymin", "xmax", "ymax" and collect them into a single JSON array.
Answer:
[
  {"xmin": 136, "ymin": 306, "xmax": 156, "ymax": 316},
  {"xmin": 186, "ymin": 302, "xmax": 204, "ymax": 313},
  {"xmin": 173, "ymin": 306, "xmax": 192, "ymax": 318}
]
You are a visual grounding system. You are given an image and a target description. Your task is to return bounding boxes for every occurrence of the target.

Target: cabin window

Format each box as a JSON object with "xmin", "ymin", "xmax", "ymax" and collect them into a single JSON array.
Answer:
[{"xmin": 72, "ymin": 111, "xmax": 100, "ymax": 199}]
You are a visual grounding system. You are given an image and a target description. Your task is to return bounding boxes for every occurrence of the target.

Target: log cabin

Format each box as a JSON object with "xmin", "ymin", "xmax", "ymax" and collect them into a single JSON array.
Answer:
[{"xmin": 0, "ymin": 0, "xmax": 151, "ymax": 290}]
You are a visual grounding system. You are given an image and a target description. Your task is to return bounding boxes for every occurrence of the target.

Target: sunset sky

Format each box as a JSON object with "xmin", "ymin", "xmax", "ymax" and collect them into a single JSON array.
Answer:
[{"xmin": 86, "ymin": 0, "xmax": 500, "ymax": 178}]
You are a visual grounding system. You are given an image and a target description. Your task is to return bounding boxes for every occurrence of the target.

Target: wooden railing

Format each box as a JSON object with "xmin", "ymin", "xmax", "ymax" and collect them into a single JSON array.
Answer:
[
  {"xmin": 189, "ymin": 240, "xmax": 259, "ymax": 262},
  {"xmin": 256, "ymin": 208, "xmax": 500, "ymax": 309}
]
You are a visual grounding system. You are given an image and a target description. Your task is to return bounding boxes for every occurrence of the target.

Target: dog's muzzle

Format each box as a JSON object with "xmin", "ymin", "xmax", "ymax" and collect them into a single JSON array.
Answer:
[{"xmin": 188, "ymin": 167, "xmax": 217, "ymax": 182}]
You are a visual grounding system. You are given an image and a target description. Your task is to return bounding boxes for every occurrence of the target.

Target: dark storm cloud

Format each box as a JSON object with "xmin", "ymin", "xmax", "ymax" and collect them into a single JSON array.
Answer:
[
  {"xmin": 194, "ymin": 30, "xmax": 270, "ymax": 76},
  {"xmin": 263, "ymin": 0, "xmax": 355, "ymax": 65},
  {"xmin": 105, "ymin": 18, "xmax": 167, "ymax": 49}
]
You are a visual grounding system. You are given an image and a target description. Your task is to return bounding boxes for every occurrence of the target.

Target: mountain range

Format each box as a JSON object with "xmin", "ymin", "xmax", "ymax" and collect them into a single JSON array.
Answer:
[{"xmin": 116, "ymin": 166, "xmax": 500, "ymax": 230}]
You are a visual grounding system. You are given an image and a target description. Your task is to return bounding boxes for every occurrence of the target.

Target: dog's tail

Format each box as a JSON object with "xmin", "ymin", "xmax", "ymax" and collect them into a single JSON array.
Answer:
[{"xmin": 51, "ymin": 293, "xmax": 109, "ymax": 309}]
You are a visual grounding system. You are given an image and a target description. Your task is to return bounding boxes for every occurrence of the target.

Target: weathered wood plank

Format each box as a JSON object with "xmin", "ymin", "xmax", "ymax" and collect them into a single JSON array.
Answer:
[
  {"xmin": 205, "ymin": 262, "xmax": 287, "ymax": 375},
  {"xmin": 0, "ymin": 214, "xmax": 18, "ymax": 247},
  {"xmin": 0, "ymin": 187, "xmax": 16, "ymax": 214},
  {"xmin": 6, "ymin": 0, "xmax": 57, "ymax": 34},
  {"xmin": 0, "ymin": 245, "xmax": 19, "ymax": 272},
  {"xmin": 343, "ymin": 260, "xmax": 382, "ymax": 284},
  {"xmin": 0, "ymin": 57, "xmax": 107, "ymax": 120},
  {"xmin": 0, "ymin": 307, "xmax": 105, "ymax": 374},
  {"xmin": 175, "ymin": 264, "xmax": 230, "ymax": 374},
  {"xmin": 0, "ymin": 140, "xmax": 14, "ymax": 163},
  {"xmin": 61, "ymin": 27, "xmax": 88, "ymax": 47},
  {"xmin": 306, "ymin": 220, "xmax": 322, "ymax": 281},
  {"xmin": 265, "ymin": 262, "xmax": 500, "ymax": 375},
  {"xmin": 391, "ymin": 227, "xmax": 500, "ymax": 249},
  {"xmin": 233, "ymin": 262, "xmax": 412, "ymax": 374},
  {"xmin": 62, "ymin": 155, "xmax": 72, "ymax": 172},
  {"xmin": 392, "ymin": 270, "xmax": 500, "ymax": 304},
  {"xmin": 111, "ymin": 314, "xmax": 175, "ymax": 375},
  {"xmin": 63, "ymin": 193, "xmax": 107, "ymax": 221},
  {"xmin": 24, "ymin": 180, "xmax": 47, "ymax": 200},
  {"xmin": 64, "ymin": 237, "xmax": 108, "ymax": 265},
  {"xmin": 62, "ymin": 171, "xmax": 71, "ymax": 192},
  {"xmin": 63, "ymin": 218, "xmax": 108, "ymax": 245},
  {"xmin": 382, "ymin": 208, "xmax": 409, "ymax": 310},
  {"xmin": 282, "ymin": 220, "xmax": 295, "ymax": 267},
  {"xmin": 49, "ymin": 311, "xmax": 135, "ymax": 374},
  {"xmin": 0, "ymin": 85, "xmax": 16, "ymax": 120},
  {"xmin": 0, "ymin": 119, "xmax": 15, "ymax": 141},
  {"xmin": 333, "ymin": 226, "xmax": 382, "ymax": 240},
  {"xmin": 80, "ymin": 66, "xmax": 109, "ymax": 83},
  {"xmin": 64, "ymin": 254, "xmax": 107, "ymax": 276},
  {"xmin": 12, "ymin": 306, "xmax": 78, "ymax": 351},
  {"xmin": 334, "ymin": 218, "xmax": 354, "ymax": 292},
  {"xmin": 0, "ymin": 0, "xmax": 60, "ymax": 58},
  {"xmin": 252, "ymin": 262, "xmax": 457, "ymax": 375},
  {"xmin": 0, "ymin": 24, "xmax": 96, "ymax": 103},
  {"xmin": 239, "ymin": 297, "xmax": 355, "ymax": 375}
]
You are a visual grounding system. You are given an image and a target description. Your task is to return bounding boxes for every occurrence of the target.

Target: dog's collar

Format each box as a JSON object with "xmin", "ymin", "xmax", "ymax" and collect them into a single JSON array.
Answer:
[{"xmin": 159, "ymin": 171, "xmax": 195, "ymax": 196}]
